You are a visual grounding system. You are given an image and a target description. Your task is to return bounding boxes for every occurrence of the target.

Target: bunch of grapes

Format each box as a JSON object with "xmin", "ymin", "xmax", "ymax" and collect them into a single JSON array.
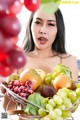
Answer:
[
  {"xmin": 38, "ymin": 86, "xmax": 80, "ymax": 120},
  {"xmin": 8, "ymin": 80, "xmax": 33, "ymax": 98},
  {"xmin": 0, "ymin": 0, "xmax": 26, "ymax": 77}
]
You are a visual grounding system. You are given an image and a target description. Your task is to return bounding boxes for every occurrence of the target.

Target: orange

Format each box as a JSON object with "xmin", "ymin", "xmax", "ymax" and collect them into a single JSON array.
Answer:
[{"xmin": 53, "ymin": 74, "xmax": 73, "ymax": 91}]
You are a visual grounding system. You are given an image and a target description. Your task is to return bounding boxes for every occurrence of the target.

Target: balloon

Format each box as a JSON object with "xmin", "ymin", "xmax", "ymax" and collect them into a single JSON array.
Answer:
[
  {"xmin": 0, "ymin": 14, "xmax": 21, "ymax": 37},
  {"xmin": 24, "ymin": 0, "xmax": 40, "ymax": 12},
  {"xmin": 0, "ymin": 53, "xmax": 8, "ymax": 62},
  {"xmin": 0, "ymin": 61, "xmax": 14, "ymax": 77},
  {"xmin": 8, "ymin": 46, "xmax": 27, "ymax": 69},
  {"xmin": 9, "ymin": 0, "xmax": 22, "ymax": 14}
]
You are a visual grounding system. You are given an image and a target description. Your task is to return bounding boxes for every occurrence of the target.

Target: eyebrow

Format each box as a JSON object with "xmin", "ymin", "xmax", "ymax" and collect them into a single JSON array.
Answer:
[{"xmin": 36, "ymin": 17, "xmax": 56, "ymax": 22}]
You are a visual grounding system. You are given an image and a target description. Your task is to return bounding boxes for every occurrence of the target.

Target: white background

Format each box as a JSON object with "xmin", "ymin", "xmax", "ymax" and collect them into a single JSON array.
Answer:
[{"xmin": 17, "ymin": 3, "xmax": 80, "ymax": 59}]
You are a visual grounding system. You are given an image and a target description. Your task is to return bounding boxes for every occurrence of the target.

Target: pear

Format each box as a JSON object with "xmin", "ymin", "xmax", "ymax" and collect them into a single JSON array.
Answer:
[
  {"xmin": 6, "ymin": 73, "xmax": 19, "ymax": 84},
  {"xmin": 35, "ymin": 69, "xmax": 46, "ymax": 81},
  {"xmin": 20, "ymin": 68, "xmax": 43, "ymax": 90}
]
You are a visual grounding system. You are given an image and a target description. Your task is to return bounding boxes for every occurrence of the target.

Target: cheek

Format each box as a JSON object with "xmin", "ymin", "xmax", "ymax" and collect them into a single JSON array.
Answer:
[
  {"xmin": 49, "ymin": 28, "xmax": 57, "ymax": 39},
  {"xmin": 31, "ymin": 24, "xmax": 38, "ymax": 37}
]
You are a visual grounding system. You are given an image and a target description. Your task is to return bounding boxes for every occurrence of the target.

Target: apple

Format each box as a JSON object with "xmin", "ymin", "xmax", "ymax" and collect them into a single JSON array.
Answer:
[{"xmin": 6, "ymin": 72, "xmax": 19, "ymax": 84}]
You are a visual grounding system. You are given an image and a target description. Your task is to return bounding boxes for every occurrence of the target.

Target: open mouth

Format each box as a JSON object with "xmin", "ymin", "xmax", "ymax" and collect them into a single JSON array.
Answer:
[{"xmin": 38, "ymin": 37, "xmax": 48, "ymax": 44}]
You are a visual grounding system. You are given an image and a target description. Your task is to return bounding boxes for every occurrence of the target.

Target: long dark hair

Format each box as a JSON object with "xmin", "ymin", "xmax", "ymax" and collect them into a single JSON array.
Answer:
[{"xmin": 22, "ymin": 8, "xmax": 66, "ymax": 53}]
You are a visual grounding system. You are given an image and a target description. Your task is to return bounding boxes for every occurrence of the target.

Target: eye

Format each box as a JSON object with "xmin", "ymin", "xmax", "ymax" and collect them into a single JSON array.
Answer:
[
  {"xmin": 48, "ymin": 23, "xmax": 56, "ymax": 26},
  {"xmin": 35, "ymin": 21, "xmax": 41, "ymax": 24}
]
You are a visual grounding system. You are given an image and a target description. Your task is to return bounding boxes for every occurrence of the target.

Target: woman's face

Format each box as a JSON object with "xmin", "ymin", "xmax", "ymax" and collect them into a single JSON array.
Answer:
[{"xmin": 31, "ymin": 8, "xmax": 57, "ymax": 50}]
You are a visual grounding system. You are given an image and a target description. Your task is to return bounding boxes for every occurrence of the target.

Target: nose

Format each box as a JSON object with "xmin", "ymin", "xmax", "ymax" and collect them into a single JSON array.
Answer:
[{"xmin": 39, "ymin": 25, "xmax": 46, "ymax": 34}]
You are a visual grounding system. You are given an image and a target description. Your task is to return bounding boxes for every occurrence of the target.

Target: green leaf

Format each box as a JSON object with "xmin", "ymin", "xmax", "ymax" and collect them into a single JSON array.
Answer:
[
  {"xmin": 24, "ymin": 93, "xmax": 46, "ymax": 115},
  {"xmin": 30, "ymin": 107, "xmax": 38, "ymax": 115}
]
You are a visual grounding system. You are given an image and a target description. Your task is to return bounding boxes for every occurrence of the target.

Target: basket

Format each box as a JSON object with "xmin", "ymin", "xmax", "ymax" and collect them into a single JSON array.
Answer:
[{"xmin": 1, "ymin": 82, "xmax": 80, "ymax": 120}]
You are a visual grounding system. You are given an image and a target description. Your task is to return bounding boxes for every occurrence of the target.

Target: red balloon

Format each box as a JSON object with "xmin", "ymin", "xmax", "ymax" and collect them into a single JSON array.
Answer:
[
  {"xmin": 0, "ymin": 1, "xmax": 7, "ymax": 18},
  {"xmin": 0, "ymin": 53, "xmax": 8, "ymax": 62},
  {"xmin": 0, "ymin": 14, "xmax": 21, "ymax": 37},
  {"xmin": 9, "ymin": 0, "xmax": 22, "ymax": 14},
  {"xmin": 0, "ymin": 61, "xmax": 14, "ymax": 77},
  {"xmin": 8, "ymin": 46, "xmax": 27, "ymax": 69},
  {"xmin": 11, "ymin": 36, "xmax": 18, "ymax": 44},
  {"xmin": 24, "ymin": 0, "xmax": 40, "ymax": 12},
  {"xmin": 2, "ymin": 0, "xmax": 15, "ymax": 6},
  {"xmin": 0, "ymin": 31, "xmax": 13, "ymax": 53}
]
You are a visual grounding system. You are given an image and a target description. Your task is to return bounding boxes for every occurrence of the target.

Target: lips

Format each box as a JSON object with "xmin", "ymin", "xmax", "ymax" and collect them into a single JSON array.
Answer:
[{"xmin": 38, "ymin": 37, "xmax": 48, "ymax": 44}]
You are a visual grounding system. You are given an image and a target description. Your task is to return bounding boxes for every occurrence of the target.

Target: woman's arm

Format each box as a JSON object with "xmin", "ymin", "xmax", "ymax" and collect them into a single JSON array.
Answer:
[{"xmin": 2, "ymin": 93, "xmax": 17, "ymax": 111}]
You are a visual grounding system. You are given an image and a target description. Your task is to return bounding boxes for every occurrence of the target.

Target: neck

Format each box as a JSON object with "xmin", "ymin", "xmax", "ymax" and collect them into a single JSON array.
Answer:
[{"xmin": 33, "ymin": 48, "xmax": 55, "ymax": 58}]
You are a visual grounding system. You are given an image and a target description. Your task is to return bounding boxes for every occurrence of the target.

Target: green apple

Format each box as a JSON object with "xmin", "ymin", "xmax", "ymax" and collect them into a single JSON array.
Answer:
[{"xmin": 6, "ymin": 73, "xmax": 19, "ymax": 84}]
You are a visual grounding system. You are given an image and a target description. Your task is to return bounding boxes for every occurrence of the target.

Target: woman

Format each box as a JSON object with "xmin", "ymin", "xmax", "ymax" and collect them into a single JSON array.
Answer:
[
  {"xmin": 21, "ymin": 7, "xmax": 78, "ymax": 80},
  {"xmin": 1, "ymin": 6, "xmax": 78, "ymax": 120}
]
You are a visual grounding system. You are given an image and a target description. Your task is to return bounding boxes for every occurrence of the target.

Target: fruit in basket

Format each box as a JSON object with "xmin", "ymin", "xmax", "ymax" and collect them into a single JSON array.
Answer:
[
  {"xmin": 20, "ymin": 68, "xmax": 43, "ymax": 90},
  {"xmin": 35, "ymin": 69, "xmax": 46, "ymax": 81},
  {"xmin": 77, "ymin": 82, "xmax": 80, "ymax": 88},
  {"xmin": 41, "ymin": 85, "xmax": 56, "ymax": 97},
  {"xmin": 6, "ymin": 72, "xmax": 19, "ymax": 84},
  {"xmin": 53, "ymin": 74, "xmax": 76, "ymax": 91},
  {"xmin": 76, "ymin": 88, "xmax": 80, "ymax": 96},
  {"xmin": 24, "ymin": 93, "xmax": 46, "ymax": 115},
  {"xmin": 8, "ymin": 80, "xmax": 33, "ymax": 98},
  {"xmin": 53, "ymin": 64, "xmax": 72, "ymax": 79}
]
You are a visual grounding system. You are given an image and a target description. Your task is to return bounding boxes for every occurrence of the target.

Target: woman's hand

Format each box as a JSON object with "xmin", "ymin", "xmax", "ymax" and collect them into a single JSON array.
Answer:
[
  {"xmin": 0, "ymin": 86, "xmax": 6, "ymax": 94},
  {"xmin": 0, "ymin": 81, "xmax": 8, "ymax": 94}
]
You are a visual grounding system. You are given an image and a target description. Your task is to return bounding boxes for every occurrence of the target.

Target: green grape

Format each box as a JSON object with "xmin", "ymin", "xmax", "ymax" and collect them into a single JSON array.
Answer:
[
  {"xmin": 54, "ymin": 116, "xmax": 64, "ymax": 120},
  {"xmin": 58, "ymin": 104, "xmax": 66, "ymax": 110},
  {"xmin": 54, "ymin": 108, "xmax": 62, "ymax": 116},
  {"xmin": 62, "ymin": 87, "xmax": 71, "ymax": 97},
  {"xmin": 76, "ymin": 88, "xmax": 80, "ymax": 96},
  {"xmin": 47, "ymin": 73, "xmax": 53, "ymax": 78},
  {"xmin": 69, "ymin": 91, "xmax": 77, "ymax": 103},
  {"xmin": 49, "ymin": 111, "xmax": 57, "ymax": 119},
  {"xmin": 69, "ymin": 91, "xmax": 76, "ymax": 99},
  {"xmin": 53, "ymin": 64, "xmax": 72, "ymax": 78},
  {"xmin": 52, "ymin": 71, "xmax": 60, "ymax": 79},
  {"xmin": 43, "ymin": 115, "xmax": 51, "ymax": 120},
  {"xmin": 77, "ymin": 83, "xmax": 80, "ymax": 88},
  {"xmin": 45, "ymin": 76, "xmax": 52, "ymax": 85},
  {"xmin": 43, "ymin": 98, "xmax": 49, "ymax": 104},
  {"xmin": 57, "ymin": 88, "xmax": 68, "ymax": 98},
  {"xmin": 62, "ymin": 110, "xmax": 72, "ymax": 118},
  {"xmin": 48, "ymin": 99, "xmax": 56, "ymax": 108},
  {"xmin": 63, "ymin": 98, "xmax": 73, "ymax": 108},
  {"xmin": 53, "ymin": 95, "xmax": 63, "ymax": 105},
  {"xmin": 38, "ymin": 108, "xmax": 47, "ymax": 117},
  {"xmin": 46, "ymin": 104, "xmax": 53, "ymax": 111}
]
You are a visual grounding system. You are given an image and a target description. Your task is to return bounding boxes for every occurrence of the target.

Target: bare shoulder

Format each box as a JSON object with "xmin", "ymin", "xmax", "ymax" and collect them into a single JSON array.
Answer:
[
  {"xmin": 59, "ymin": 53, "xmax": 78, "ymax": 81},
  {"xmin": 59, "ymin": 53, "xmax": 76, "ymax": 59}
]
